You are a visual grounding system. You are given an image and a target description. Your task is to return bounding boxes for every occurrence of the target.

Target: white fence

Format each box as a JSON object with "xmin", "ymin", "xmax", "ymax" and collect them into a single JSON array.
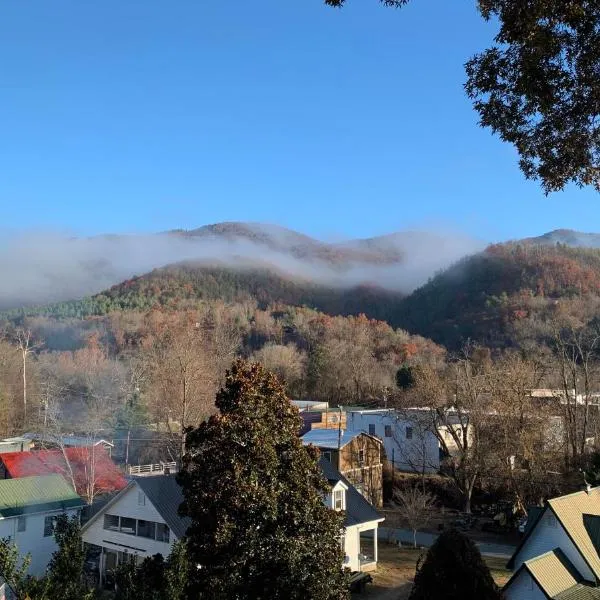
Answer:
[{"xmin": 128, "ymin": 462, "xmax": 177, "ymax": 476}]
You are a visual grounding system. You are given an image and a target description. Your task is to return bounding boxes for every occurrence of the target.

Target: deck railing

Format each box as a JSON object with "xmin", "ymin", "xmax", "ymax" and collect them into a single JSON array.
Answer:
[{"xmin": 127, "ymin": 462, "xmax": 177, "ymax": 476}]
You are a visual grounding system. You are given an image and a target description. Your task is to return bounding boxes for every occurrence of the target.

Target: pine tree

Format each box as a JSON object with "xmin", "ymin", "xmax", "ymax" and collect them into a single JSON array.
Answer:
[
  {"xmin": 409, "ymin": 529, "xmax": 502, "ymax": 600},
  {"xmin": 178, "ymin": 359, "xmax": 349, "ymax": 599}
]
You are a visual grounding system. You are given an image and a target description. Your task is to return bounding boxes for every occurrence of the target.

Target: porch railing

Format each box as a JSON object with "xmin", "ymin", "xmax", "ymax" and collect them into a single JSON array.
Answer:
[{"xmin": 128, "ymin": 462, "xmax": 177, "ymax": 476}]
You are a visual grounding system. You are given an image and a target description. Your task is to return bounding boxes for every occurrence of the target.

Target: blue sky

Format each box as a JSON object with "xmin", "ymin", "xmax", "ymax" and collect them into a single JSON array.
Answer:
[{"xmin": 1, "ymin": 0, "xmax": 598, "ymax": 243}]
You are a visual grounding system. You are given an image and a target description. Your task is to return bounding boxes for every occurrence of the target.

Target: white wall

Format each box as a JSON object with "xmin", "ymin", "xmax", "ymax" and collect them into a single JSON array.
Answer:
[
  {"xmin": 82, "ymin": 484, "xmax": 174, "ymax": 560},
  {"xmin": 504, "ymin": 569, "xmax": 547, "ymax": 600},
  {"xmin": 346, "ymin": 411, "xmax": 440, "ymax": 474},
  {"xmin": 343, "ymin": 526, "xmax": 360, "ymax": 572},
  {"xmin": 0, "ymin": 508, "xmax": 80, "ymax": 577},
  {"xmin": 512, "ymin": 509, "xmax": 595, "ymax": 582}
]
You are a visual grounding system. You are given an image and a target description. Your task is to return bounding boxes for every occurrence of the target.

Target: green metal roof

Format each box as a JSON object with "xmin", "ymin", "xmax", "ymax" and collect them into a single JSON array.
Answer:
[{"xmin": 0, "ymin": 475, "xmax": 83, "ymax": 517}]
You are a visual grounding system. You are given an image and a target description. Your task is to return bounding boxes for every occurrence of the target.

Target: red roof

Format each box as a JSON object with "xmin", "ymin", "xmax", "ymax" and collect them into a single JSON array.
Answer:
[{"xmin": 0, "ymin": 447, "xmax": 127, "ymax": 500}]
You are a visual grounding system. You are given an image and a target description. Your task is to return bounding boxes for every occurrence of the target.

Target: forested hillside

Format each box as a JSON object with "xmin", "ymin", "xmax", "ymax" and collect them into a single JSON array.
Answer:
[
  {"xmin": 397, "ymin": 243, "xmax": 600, "ymax": 349},
  {"xmin": 2, "ymin": 263, "xmax": 406, "ymax": 326}
]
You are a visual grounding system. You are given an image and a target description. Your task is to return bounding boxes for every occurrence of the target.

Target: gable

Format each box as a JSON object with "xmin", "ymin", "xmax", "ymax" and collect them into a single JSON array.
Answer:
[
  {"xmin": 82, "ymin": 482, "xmax": 167, "ymax": 531},
  {"xmin": 510, "ymin": 509, "xmax": 595, "ymax": 583},
  {"xmin": 550, "ymin": 488, "xmax": 600, "ymax": 581},
  {"xmin": 504, "ymin": 568, "xmax": 549, "ymax": 600}
]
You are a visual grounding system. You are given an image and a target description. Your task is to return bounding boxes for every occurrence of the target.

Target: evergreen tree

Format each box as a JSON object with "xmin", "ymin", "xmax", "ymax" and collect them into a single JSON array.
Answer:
[
  {"xmin": 178, "ymin": 359, "xmax": 349, "ymax": 600},
  {"xmin": 113, "ymin": 542, "xmax": 188, "ymax": 600},
  {"xmin": 409, "ymin": 529, "xmax": 502, "ymax": 600},
  {"xmin": 46, "ymin": 514, "xmax": 93, "ymax": 600}
]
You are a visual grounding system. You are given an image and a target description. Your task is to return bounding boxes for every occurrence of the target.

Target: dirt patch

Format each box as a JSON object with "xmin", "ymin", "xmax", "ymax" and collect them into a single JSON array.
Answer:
[{"xmin": 353, "ymin": 543, "xmax": 511, "ymax": 599}]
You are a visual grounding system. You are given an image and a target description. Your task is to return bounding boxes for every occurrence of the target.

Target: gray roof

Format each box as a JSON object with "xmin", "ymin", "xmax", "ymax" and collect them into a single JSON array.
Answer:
[
  {"xmin": 319, "ymin": 457, "xmax": 383, "ymax": 527},
  {"xmin": 134, "ymin": 475, "xmax": 191, "ymax": 539},
  {"xmin": 302, "ymin": 429, "xmax": 364, "ymax": 449}
]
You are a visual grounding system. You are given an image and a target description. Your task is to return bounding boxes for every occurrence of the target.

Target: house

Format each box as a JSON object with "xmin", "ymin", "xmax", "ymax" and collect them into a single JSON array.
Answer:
[
  {"xmin": 82, "ymin": 460, "xmax": 384, "ymax": 585},
  {"xmin": 23, "ymin": 432, "xmax": 115, "ymax": 455},
  {"xmin": 319, "ymin": 457, "xmax": 385, "ymax": 572},
  {"xmin": 0, "ymin": 447, "xmax": 127, "ymax": 502},
  {"xmin": 291, "ymin": 400, "xmax": 331, "ymax": 412},
  {"xmin": 503, "ymin": 486, "xmax": 600, "ymax": 599},
  {"xmin": 0, "ymin": 474, "xmax": 84, "ymax": 576},
  {"xmin": 302, "ymin": 429, "xmax": 384, "ymax": 507},
  {"xmin": 0, "ymin": 437, "xmax": 34, "ymax": 453},
  {"xmin": 297, "ymin": 406, "xmax": 346, "ymax": 436},
  {"xmin": 81, "ymin": 475, "xmax": 189, "ymax": 588},
  {"xmin": 344, "ymin": 408, "xmax": 441, "ymax": 474}
]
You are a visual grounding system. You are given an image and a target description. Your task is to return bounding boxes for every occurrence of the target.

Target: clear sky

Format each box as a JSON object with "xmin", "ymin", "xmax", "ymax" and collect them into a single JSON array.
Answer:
[{"xmin": 1, "ymin": 0, "xmax": 598, "ymax": 243}]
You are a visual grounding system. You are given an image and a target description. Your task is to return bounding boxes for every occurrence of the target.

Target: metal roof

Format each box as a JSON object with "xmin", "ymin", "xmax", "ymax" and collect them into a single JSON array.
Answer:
[
  {"xmin": 301, "ymin": 429, "xmax": 363, "ymax": 449},
  {"xmin": 134, "ymin": 475, "xmax": 191, "ymax": 539},
  {"xmin": 554, "ymin": 584, "xmax": 600, "ymax": 600},
  {"xmin": 548, "ymin": 487, "xmax": 600, "ymax": 581},
  {"xmin": 0, "ymin": 474, "xmax": 83, "ymax": 517},
  {"xmin": 525, "ymin": 549, "xmax": 581, "ymax": 598}
]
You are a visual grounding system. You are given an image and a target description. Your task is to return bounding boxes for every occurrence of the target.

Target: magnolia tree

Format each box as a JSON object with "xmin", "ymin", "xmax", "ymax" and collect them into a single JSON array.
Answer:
[{"xmin": 178, "ymin": 359, "xmax": 349, "ymax": 600}]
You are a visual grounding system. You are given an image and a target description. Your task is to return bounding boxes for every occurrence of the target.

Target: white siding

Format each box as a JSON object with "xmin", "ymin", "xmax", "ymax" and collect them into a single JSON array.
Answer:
[
  {"xmin": 343, "ymin": 526, "xmax": 360, "ymax": 572},
  {"xmin": 0, "ymin": 508, "xmax": 80, "ymax": 576},
  {"xmin": 346, "ymin": 411, "xmax": 439, "ymax": 474},
  {"xmin": 513, "ymin": 509, "xmax": 595, "ymax": 582},
  {"xmin": 82, "ymin": 484, "xmax": 174, "ymax": 560},
  {"xmin": 505, "ymin": 569, "xmax": 547, "ymax": 600}
]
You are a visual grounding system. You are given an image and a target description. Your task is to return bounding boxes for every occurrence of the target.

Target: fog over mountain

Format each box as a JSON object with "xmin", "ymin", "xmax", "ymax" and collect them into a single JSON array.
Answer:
[{"xmin": 0, "ymin": 222, "xmax": 486, "ymax": 309}]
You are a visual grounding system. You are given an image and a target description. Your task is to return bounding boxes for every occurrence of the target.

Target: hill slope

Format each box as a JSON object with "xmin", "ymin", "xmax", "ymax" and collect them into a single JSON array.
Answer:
[
  {"xmin": 4, "ymin": 262, "xmax": 406, "ymax": 326},
  {"xmin": 396, "ymin": 243, "xmax": 600, "ymax": 348},
  {"xmin": 0, "ymin": 222, "xmax": 483, "ymax": 310}
]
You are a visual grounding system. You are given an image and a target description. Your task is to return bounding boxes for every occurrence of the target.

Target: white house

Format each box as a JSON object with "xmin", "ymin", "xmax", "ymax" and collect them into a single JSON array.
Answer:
[
  {"xmin": 82, "ymin": 463, "xmax": 384, "ymax": 585},
  {"xmin": 504, "ymin": 486, "xmax": 600, "ymax": 600},
  {"xmin": 344, "ymin": 408, "xmax": 441, "ymax": 474},
  {"xmin": 0, "ymin": 474, "xmax": 84, "ymax": 576},
  {"xmin": 319, "ymin": 457, "xmax": 384, "ymax": 572},
  {"xmin": 81, "ymin": 474, "xmax": 189, "ymax": 588}
]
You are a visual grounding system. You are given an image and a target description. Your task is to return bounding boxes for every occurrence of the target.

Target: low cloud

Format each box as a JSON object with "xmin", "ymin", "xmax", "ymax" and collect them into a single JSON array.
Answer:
[{"xmin": 0, "ymin": 227, "xmax": 486, "ymax": 309}]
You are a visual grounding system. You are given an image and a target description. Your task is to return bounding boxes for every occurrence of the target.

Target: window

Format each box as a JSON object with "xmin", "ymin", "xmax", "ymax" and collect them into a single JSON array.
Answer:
[
  {"xmin": 137, "ymin": 492, "xmax": 146, "ymax": 506},
  {"xmin": 120, "ymin": 517, "xmax": 137, "ymax": 535},
  {"xmin": 334, "ymin": 489, "xmax": 344, "ymax": 511},
  {"xmin": 104, "ymin": 514, "xmax": 120, "ymax": 531},
  {"xmin": 358, "ymin": 449, "xmax": 365, "ymax": 465},
  {"xmin": 406, "ymin": 427, "xmax": 413, "ymax": 440},
  {"xmin": 384, "ymin": 425, "xmax": 392, "ymax": 438},
  {"xmin": 368, "ymin": 423, "xmax": 376, "ymax": 436},
  {"xmin": 137, "ymin": 520, "xmax": 156, "ymax": 540},
  {"xmin": 322, "ymin": 451, "xmax": 332, "ymax": 462},
  {"xmin": 17, "ymin": 516, "xmax": 26, "ymax": 532},
  {"xmin": 156, "ymin": 523, "xmax": 170, "ymax": 543},
  {"xmin": 43, "ymin": 516, "xmax": 56, "ymax": 537},
  {"xmin": 547, "ymin": 514, "xmax": 557, "ymax": 528}
]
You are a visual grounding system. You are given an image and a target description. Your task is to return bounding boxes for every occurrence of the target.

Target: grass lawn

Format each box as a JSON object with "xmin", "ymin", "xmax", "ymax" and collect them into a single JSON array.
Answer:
[{"xmin": 353, "ymin": 543, "xmax": 511, "ymax": 599}]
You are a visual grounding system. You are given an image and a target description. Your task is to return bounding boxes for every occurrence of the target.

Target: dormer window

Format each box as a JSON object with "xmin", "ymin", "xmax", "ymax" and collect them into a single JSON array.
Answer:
[{"xmin": 334, "ymin": 489, "xmax": 344, "ymax": 511}]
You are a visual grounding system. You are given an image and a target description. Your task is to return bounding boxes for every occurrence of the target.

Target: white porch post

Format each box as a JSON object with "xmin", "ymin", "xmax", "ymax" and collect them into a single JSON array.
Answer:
[
  {"xmin": 374, "ymin": 527, "xmax": 378, "ymax": 564},
  {"xmin": 99, "ymin": 547, "xmax": 104, "ymax": 587}
]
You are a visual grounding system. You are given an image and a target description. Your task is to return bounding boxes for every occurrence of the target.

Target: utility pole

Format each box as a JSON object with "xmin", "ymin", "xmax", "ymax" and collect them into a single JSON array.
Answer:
[
  {"xmin": 125, "ymin": 430, "xmax": 131, "ymax": 468},
  {"xmin": 337, "ymin": 406, "xmax": 343, "ymax": 458}
]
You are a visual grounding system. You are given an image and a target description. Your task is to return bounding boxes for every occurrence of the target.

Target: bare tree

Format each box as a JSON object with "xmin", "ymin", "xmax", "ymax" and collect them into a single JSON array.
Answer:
[
  {"xmin": 394, "ymin": 486, "xmax": 436, "ymax": 548},
  {"xmin": 14, "ymin": 328, "xmax": 42, "ymax": 424},
  {"xmin": 144, "ymin": 314, "xmax": 216, "ymax": 458},
  {"xmin": 551, "ymin": 323, "xmax": 600, "ymax": 465},
  {"xmin": 404, "ymin": 346, "xmax": 495, "ymax": 514},
  {"xmin": 251, "ymin": 342, "xmax": 307, "ymax": 396}
]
